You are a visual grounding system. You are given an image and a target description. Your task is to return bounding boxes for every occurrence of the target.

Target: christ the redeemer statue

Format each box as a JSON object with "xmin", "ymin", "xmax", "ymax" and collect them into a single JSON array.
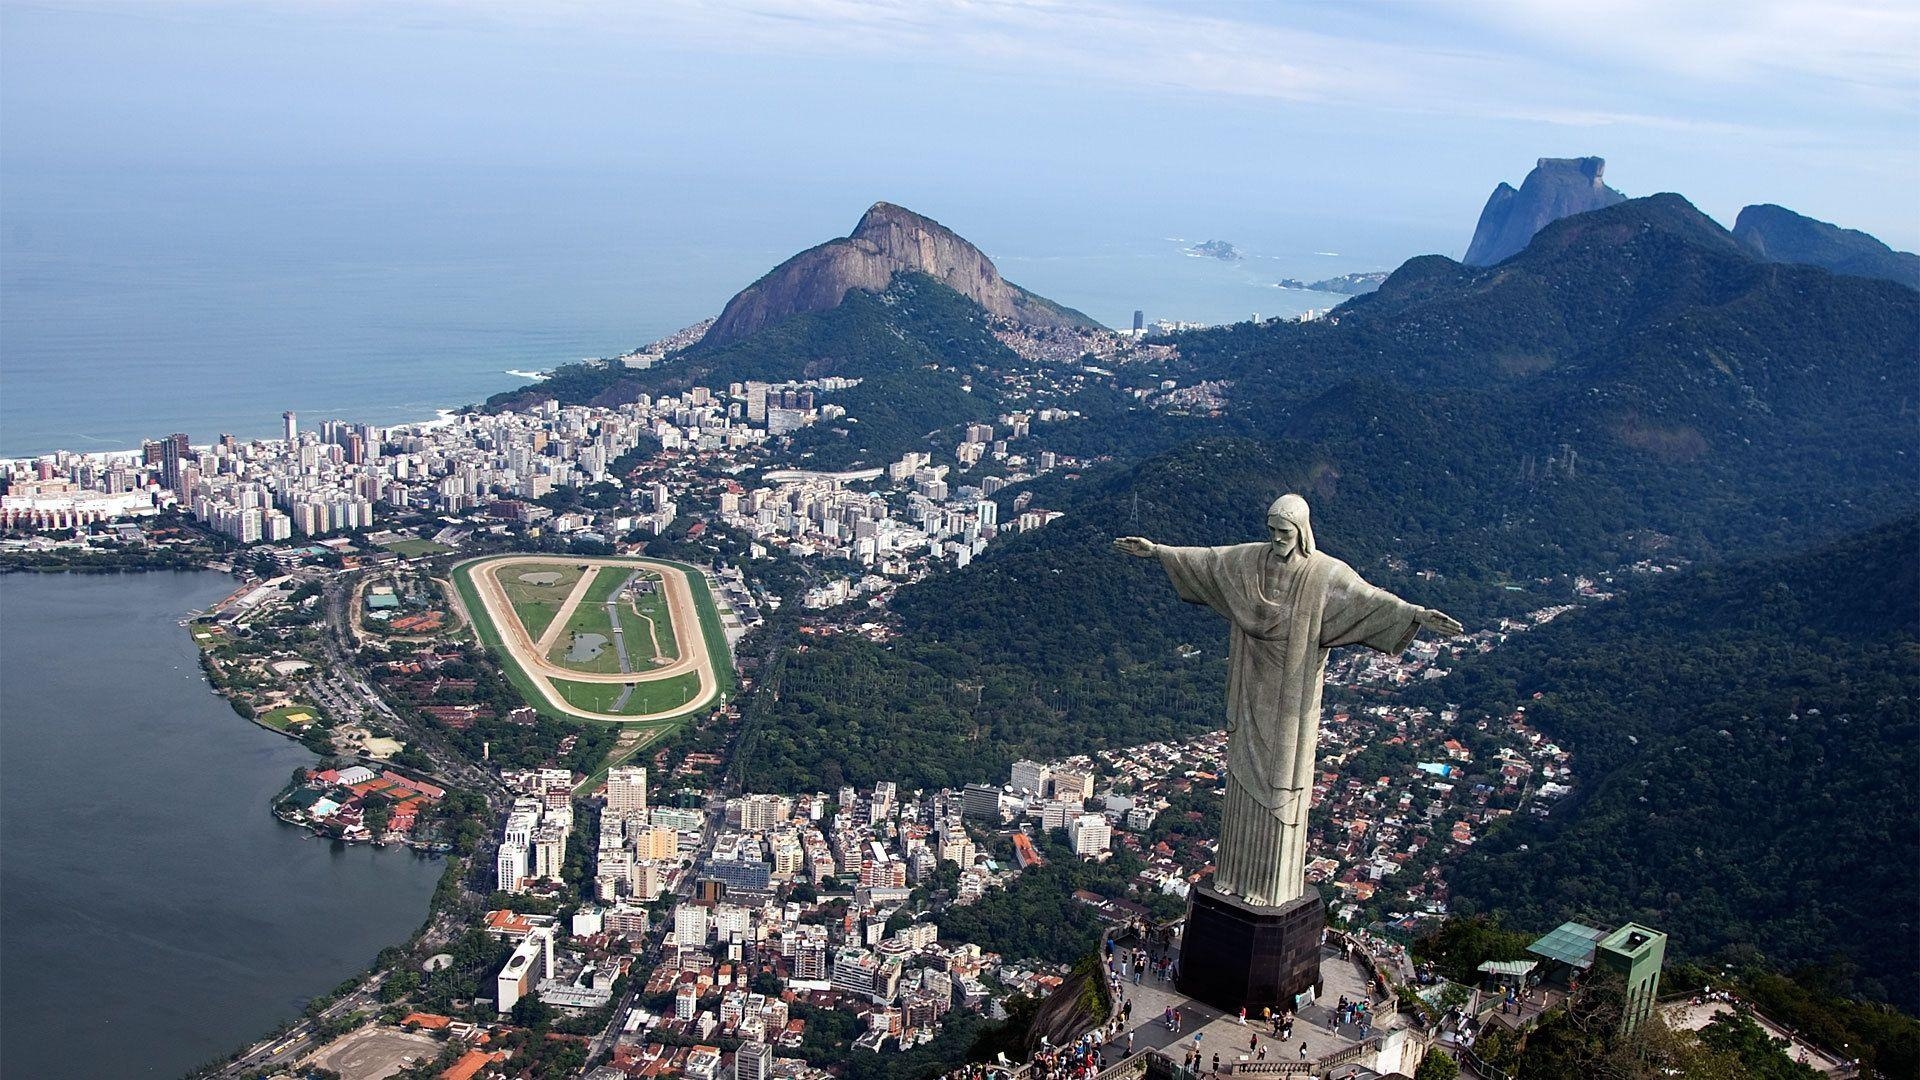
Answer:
[{"xmin": 1116, "ymin": 495, "xmax": 1461, "ymax": 908}]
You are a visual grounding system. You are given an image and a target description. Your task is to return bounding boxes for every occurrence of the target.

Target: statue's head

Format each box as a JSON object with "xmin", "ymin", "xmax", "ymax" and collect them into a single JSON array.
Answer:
[{"xmin": 1266, "ymin": 494, "xmax": 1314, "ymax": 559}]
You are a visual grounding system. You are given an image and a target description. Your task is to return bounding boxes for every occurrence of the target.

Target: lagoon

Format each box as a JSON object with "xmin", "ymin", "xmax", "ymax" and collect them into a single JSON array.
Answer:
[{"xmin": 0, "ymin": 571, "xmax": 443, "ymax": 1078}]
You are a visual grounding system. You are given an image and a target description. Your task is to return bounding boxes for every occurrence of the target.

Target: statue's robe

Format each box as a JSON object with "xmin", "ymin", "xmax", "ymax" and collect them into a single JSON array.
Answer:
[{"xmin": 1157, "ymin": 542, "xmax": 1423, "ymax": 906}]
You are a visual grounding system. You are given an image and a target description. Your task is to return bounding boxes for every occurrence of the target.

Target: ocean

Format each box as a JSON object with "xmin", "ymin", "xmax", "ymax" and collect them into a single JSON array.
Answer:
[{"xmin": 0, "ymin": 166, "xmax": 1431, "ymax": 459}]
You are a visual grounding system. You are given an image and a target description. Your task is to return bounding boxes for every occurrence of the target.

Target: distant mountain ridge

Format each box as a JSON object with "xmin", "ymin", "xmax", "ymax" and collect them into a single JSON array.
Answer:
[
  {"xmin": 1733, "ymin": 203, "xmax": 1920, "ymax": 289},
  {"xmin": 700, "ymin": 202, "xmax": 1098, "ymax": 347},
  {"xmin": 1464, "ymin": 156, "xmax": 1625, "ymax": 267}
]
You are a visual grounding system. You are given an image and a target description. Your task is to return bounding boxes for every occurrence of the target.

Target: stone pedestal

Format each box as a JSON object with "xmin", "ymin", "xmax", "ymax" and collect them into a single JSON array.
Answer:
[{"xmin": 1176, "ymin": 885, "xmax": 1323, "ymax": 1014}]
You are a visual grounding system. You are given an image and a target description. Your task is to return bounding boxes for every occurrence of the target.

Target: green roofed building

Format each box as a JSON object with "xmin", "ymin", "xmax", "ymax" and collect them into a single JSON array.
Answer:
[
  {"xmin": 1526, "ymin": 919, "xmax": 1668, "ymax": 1034},
  {"xmin": 1526, "ymin": 921, "xmax": 1607, "ymax": 969},
  {"xmin": 1595, "ymin": 923, "xmax": 1667, "ymax": 1033},
  {"xmin": 283, "ymin": 787, "xmax": 328, "ymax": 812}
]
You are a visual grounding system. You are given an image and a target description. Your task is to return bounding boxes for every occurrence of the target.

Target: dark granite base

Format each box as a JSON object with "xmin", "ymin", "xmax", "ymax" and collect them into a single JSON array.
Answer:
[{"xmin": 1175, "ymin": 886, "xmax": 1323, "ymax": 1013}]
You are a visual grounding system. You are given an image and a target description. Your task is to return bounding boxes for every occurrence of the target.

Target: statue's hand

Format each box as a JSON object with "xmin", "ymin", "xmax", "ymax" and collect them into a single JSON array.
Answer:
[
  {"xmin": 1417, "ymin": 608, "xmax": 1464, "ymax": 637},
  {"xmin": 1113, "ymin": 536, "xmax": 1157, "ymax": 558}
]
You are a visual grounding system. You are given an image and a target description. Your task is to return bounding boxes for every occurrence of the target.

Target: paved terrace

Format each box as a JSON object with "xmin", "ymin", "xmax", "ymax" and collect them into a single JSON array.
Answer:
[
  {"xmin": 1665, "ymin": 999, "xmax": 1856, "ymax": 1077},
  {"xmin": 1094, "ymin": 937, "xmax": 1405, "ymax": 1078}
]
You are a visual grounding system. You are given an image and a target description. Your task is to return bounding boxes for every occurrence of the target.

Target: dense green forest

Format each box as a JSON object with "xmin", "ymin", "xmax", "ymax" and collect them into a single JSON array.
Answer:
[
  {"xmin": 736, "ymin": 199, "xmax": 1919, "ymax": 806},
  {"xmin": 1435, "ymin": 519, "xmax": 1919, "ymax": 1011}
]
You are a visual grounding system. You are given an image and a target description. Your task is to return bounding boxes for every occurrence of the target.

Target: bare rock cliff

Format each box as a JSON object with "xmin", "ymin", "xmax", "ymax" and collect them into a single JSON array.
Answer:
[
  {"xmin": 701, "ymin": 202, "xmax": 1096, "ymax": 347},
  {"xmin": 1464, "ymin": 157, "xmax": 1626, "ymax": 267}
]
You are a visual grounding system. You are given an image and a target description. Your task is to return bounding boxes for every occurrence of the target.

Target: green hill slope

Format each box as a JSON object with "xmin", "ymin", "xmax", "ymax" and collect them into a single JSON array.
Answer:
[{"xmin": 1438, "ymin": 518, "xmax": 1920, "ymax": 1011}]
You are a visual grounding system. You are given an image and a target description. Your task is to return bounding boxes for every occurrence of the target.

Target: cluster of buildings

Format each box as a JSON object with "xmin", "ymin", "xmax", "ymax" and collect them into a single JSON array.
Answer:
[
  {"xmin": 959, "ymin": 759, "xmax": 1114, "ymax": 859},
  {"xmin": 616, "ymin": 771, "xmax": 1039, "ymax": 1057},
  {"xmin": 494, "ymin": 768, "xmax": 581, "ymax": 896},
  {"xmin": 0, "ymin": 371, "xmax": 842, "ymax": 542},
  {"xmin": 591, "ymin": 765, "xmax": 701, "ymax": 906},
  {"xmin": 988, "ymin": 319, "xmax": 1178, "ymax": 367},
  {"xmin": 717, "ymin": 439, "xmax": 1071, "ymax": 613},
  {"xmin": 475, "ymin": 760, "xmax": 1073, "ymax": 1059},
  {"xmin": 277, "ymin": 764, "xmax": 445, "ymax": 844},
  {"xmin": 0, "ymin": 469, "xmax": 155, "ymax": 529},
  {"xmin": 484, "ymin": 907, "xmax": 631, "ymax": 1017}
]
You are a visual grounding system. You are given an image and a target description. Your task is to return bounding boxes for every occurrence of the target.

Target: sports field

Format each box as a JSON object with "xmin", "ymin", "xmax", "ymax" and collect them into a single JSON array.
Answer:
[
  {"xmin": 553, "ymin": 670, "xmax": 703, "ymax": 716},
  {"xmin": 260, "ymin": 704, "xmax": 320, "ymax": 731},
  {"xmin": 381, "ymin": 537, "xmax": 453, "ymax": 558},
  {"xmin": 450, "ymin": 554, "xmax": 730, "ymax": 725},
  {"xmin": 628, "ymin": 577, "xmax": 680, "ymax": 662}
]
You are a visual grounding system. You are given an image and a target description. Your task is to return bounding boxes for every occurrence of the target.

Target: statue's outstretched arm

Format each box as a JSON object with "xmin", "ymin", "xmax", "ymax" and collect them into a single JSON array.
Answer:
[{"xmin": 1414, "ymin": 607, "xmax": 1464, "ymax": 636}]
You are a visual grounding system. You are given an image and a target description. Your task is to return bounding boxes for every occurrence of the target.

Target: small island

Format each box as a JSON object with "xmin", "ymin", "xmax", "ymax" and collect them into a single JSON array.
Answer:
[
  {"xmin": 1278, "ymin": 270, "xmax": 1390, "ymax": 294},
  {"xmin": 1187, "ymin": 239, "xmax": 1242, "ymax": 260}
]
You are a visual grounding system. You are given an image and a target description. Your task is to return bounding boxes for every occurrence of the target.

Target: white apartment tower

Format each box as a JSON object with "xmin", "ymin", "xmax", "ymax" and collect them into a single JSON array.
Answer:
[
  {"xmin": 606, "ymin": 766, "xmax": 648, "ymax": 816},
  {"xmin": 1069, "ymin": 813, "xmax": 1112, "ymax": 858},
  {"xmin": 674, "ymin": 903, "xmax": 711, "ymax": 948},
  {"xmin": 496, "ymin": 840, "xmax": 529, "ymax": 893},
  {"xmin": 1010, "ymin": 759, "xmax": 1050, "ymax": 797}
]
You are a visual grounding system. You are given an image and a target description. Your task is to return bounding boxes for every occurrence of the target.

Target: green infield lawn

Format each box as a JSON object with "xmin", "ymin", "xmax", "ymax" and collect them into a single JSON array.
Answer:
[
  {"xmin": 545, "ymin": 567, "xmax": 636, "ymax": 674},
  {"xmin": 624, "ymin": 574, "xmax": 680, "ymax": 663},
  {"xmin": 496, "ymin": 564, "xmax": 583, "ymax": 642},
  {"xmin": 552, "ymin": 669, "xmax": 704, "ymax": 716}
]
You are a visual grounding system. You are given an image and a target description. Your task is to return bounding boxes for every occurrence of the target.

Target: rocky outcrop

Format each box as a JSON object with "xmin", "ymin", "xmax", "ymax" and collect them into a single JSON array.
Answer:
[
  {"xmin": 1464, "ymin": 157, "xmax": 1625, "ymax": 267},
  {"xmin": 1022, "ymin": 957, "xmax": 1110, "ymax": 1056},
  {"xmin": 1733, "ymin": 204, "xmax": 1920, "ymax": 290},
  {"xmin": 701, "ymin": 202, "xmax": 1098, "ymax": 347},
  {"xmin": 1306, "ymin": 271, "xmax": 1389, "ymax": 295},
  {"xmin": 1188, "ymin": 239, "xmax": 1241, "ymax": 261}
]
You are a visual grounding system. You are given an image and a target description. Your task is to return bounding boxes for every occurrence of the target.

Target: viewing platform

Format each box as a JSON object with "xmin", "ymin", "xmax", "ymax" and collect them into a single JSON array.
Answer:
[{"xmin": 1083, "ymin": 926, "xmax": 1433, "ymax": 1079}]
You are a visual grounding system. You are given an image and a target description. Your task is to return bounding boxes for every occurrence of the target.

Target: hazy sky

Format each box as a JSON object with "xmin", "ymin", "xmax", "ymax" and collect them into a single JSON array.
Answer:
[{"xmin": 4, "ymin": 0, "xmax": 1917, "ymax": 253}]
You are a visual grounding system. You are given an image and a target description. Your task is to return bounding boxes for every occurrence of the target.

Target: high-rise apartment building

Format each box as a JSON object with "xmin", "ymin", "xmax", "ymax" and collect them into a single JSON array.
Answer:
[
  {"xmin": 1069, "ymin": 813, "xmax": 1112, "ymax": 857},
  {"xmin": 606, "ymin": 766, "xmax": 648, "ymax": 815},
  {"xmin": 1052, "ymin": 765, "xmax": 1095, "ymax": 802},
  {"xmin": 735, "ymin": 1040, "xmax": 772, "ymax": 1080},
  {"xmin": 1010, "ymin": 760, "xmax": 1050, "ymax": 797}
]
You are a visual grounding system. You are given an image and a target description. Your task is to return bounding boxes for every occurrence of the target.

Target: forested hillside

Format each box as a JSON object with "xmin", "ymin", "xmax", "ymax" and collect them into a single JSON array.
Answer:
[
  {"xmin": 1436, "ymin": 518, "xmax": 1920, "ymax": 1010},
  {"xmin": 737, "ymin": 198, "xmax": 1919, "ymax": 794}
]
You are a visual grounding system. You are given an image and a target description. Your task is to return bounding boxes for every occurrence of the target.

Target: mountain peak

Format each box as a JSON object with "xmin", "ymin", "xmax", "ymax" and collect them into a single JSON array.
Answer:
[
  {"xmin": 1510, "ymin": 192, "xmax": 1745, "ymax": 263},
  {"xmin": 1464, "ymin": 156, "xmax": 1626, "ymax": 267},
  {"xmin": 855, "ymin": 200, "xmax": 924, "ymax": 225},
  {"xmin": 1732, "ymin": 203, "xmax": 1920, "ymax": 289},
  {"xmin": 701, "ymin": 203, "xmax": 1097, "ymax": 347}
]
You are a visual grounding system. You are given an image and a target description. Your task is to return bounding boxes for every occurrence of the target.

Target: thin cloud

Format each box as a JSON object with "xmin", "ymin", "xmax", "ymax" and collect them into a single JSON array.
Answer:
[
  {"xmin": 68, "ymin": 0, "xmax": 1915, "ymax": 137},
  {"xmin": 565, "ymin": 0, "xmax": 1911, "ymax": 134}
]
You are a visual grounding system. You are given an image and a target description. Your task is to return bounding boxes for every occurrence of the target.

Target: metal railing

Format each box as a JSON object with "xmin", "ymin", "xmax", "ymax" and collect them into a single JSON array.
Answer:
[{"xmin": 1460, "ymin": 1044, "xmax": 1512, "ymax": 1080}]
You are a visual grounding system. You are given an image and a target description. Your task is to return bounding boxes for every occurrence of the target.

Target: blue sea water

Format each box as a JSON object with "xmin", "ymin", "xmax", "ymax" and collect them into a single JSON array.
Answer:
[{"xmin": 0, "ymin": 166, "xmax": 1431, "ymax": 459}]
